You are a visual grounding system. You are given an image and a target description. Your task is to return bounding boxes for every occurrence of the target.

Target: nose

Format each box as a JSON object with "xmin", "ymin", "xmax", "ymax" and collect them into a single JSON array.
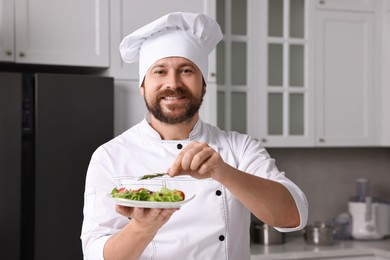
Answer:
[{"xmin": 164, "ymin": 71, "xmax": 182, "ymax": 89}]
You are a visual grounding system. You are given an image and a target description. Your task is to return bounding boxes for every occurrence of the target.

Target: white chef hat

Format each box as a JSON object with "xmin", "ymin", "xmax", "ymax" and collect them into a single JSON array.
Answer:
[{"xmin": 119, "ymin": 12, "xmax": 223, "ymax": 87}]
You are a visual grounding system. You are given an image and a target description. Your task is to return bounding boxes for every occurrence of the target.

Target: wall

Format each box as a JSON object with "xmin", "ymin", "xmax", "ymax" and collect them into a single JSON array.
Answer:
[{"xmin": 267, "ymin": 148, "xmax": 390, "ymax": 225}]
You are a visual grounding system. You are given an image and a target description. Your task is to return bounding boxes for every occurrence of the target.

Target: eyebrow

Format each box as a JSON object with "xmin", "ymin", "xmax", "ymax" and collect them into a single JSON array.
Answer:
[{"xmin": 150, "ymin": 62, "xmax": 197, "ymax": 70}]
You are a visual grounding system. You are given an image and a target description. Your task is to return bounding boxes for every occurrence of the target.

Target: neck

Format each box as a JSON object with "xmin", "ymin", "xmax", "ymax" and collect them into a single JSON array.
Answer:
[{"xmin": 149, "ymin": 113, "xmax": 199, "ymax": 140}]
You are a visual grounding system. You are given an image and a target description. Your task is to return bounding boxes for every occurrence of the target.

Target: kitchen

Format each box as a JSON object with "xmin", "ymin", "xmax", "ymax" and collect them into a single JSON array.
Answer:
[{"xmin": 1, "ymin": 0, "xmax": 390, "ymax": 259}]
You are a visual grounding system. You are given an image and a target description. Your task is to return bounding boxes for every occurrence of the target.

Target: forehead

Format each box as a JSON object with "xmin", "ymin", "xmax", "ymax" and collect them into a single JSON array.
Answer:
[{"xmin": 149, "ymin": 57, "xmax": 199, "ymax": 69}]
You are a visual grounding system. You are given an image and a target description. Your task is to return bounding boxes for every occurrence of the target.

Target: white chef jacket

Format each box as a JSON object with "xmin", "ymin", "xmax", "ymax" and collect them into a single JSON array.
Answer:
[{"xmin": 81, "ymin": 114, "xmax": 308, "ymax": 260}]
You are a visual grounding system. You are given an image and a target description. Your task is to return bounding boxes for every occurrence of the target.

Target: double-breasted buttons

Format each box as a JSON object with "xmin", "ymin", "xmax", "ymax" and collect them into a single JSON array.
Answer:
[
  {"xmin": 215, "ymin": 190, "xmax": 222, "ymax": 196},
  {"xmin": 177, "ymin": 144, "xmax": 183, "ymax": 149},
  {"xmin": 219, "ymin": 235, "xmax": 225, "ymax": 241}
]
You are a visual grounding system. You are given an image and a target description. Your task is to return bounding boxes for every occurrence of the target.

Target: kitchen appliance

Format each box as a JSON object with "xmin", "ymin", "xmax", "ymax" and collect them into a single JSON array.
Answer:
[
  {"xmin": 348, "ymin": 178, "xmax": 390, "ymax": 240},
  {"xmin": 0, "ymin": 72, "xmax": 113, "ymax": 260},
  {"xmin": 349, "ymin": 198, "xmax": 390, "ymax": 240}
]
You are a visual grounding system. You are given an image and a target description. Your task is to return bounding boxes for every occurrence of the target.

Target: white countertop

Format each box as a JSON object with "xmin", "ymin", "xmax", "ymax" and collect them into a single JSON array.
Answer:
[{"xmin": 250, "ymin": 236, "xmax": 390, "ymax": 259}]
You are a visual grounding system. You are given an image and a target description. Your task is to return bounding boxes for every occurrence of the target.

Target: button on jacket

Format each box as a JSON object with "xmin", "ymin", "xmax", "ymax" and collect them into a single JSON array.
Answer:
[{"xmin": 81, "ymin": 114, "xmax": 308, "ymax": 260}]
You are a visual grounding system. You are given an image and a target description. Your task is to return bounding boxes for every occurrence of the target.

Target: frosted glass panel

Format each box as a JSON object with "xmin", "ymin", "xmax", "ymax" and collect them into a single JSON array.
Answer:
[
  {"xmin": 290, "ymin": 0, "xmax": 304, "ymax": 38},
  {"xmin": 217, "ymin": 0, "xmax": 226, "ymax": 34},
  {"xmin": 289, "ymin": 93, "xmax": 304, "ymax": 135},
  {"xmin": 217, "ymin": 41, "xmax": 225, "ymax": 85},
  {"xmin": 268, "ymin": 93, "xmax": 283, "ymax": 135},
  {"xmin": 289, "ymin": 44, "xmax": 304, "ymax": 87},
  {"xmin": 268, "ymin": 44, "xmax": 283, "ymax": 86},
  {"xmin": 269, "ymin": 0, "xmax": 283, "ymax": 37},
  {"xmin": 232, "ymin": 92, "xmax": 246, "ymax": 133},
  {"xmin": 217, "ymin": 91, "xmax": 225, "ymax": 130},
  {"xmin": 232, "ymin": 0, "xmax": 246, "ymax": 35},
  {"xmin": 231, "ymin": 42, "xmax": 247, "ymax": 85}
]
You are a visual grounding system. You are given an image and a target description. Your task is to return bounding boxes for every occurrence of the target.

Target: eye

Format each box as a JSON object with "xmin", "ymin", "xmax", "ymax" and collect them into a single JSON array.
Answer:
[
  {"xmin": 179, "ymin": 67, "xmax": 194, "ymax": 74},
  {"xmin": 153, "ymin": 69, "xmax": 165, "ymax": 75}
]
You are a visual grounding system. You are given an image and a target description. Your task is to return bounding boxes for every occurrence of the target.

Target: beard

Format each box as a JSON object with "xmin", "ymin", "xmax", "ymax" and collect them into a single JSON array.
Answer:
[{"xmin": 144, "ymin": 86, "xmax": 205, "ymax": 124}]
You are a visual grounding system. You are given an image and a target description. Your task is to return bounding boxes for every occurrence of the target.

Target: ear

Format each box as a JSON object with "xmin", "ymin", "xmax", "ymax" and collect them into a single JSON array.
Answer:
[{"xmin": 140, "ymin": 85, "xmax": 145, "ymax": 96}]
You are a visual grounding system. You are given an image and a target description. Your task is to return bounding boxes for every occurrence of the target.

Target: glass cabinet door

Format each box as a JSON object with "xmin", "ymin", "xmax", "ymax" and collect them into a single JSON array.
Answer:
[
  {"xmin": 258, "ymin": 0, "xmax": 313, "ymax": 147},
  {"xmin": 216, "ymin": 0, "xmax": 248, "ymax": 134},
  {"xmin": 216, "ymin": 0, "xmax": 313, "ymax": 146}
]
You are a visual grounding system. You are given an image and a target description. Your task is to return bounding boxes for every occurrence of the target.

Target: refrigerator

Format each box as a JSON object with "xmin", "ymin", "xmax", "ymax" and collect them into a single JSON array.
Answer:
[{"xmin": 0, "ymin": 72, "xmax": 114, "ymax": 260}]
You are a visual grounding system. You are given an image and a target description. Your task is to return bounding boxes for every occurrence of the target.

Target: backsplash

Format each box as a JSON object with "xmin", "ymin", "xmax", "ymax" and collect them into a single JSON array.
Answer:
[{"xmin": 267, "ymin": 148, "xmax": 390, "ymax": 225}]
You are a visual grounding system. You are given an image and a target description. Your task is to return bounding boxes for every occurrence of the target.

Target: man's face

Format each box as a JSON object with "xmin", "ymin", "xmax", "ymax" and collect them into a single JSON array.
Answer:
[{"xmin": 141, "ymin": 57, "xmax": 206, "ymax": 124}]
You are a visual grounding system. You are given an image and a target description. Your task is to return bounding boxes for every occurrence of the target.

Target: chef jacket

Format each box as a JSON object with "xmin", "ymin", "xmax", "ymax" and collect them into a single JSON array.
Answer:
[{"xmin": 81, "ymin": 113, "xmax": 308, "ymax": 260}]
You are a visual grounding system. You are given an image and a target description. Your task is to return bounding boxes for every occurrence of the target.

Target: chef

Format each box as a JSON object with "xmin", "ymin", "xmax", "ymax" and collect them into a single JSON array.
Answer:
[{"xmin": 80, "ymin": 12, "xmax": 308, "ymax": 260}]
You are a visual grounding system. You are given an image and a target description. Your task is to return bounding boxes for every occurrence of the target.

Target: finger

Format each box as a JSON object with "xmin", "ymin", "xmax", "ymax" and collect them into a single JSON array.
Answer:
[
  {"xmin": 169, "ymin": 142, "xmax": 197, "ymax": 175},
  {"xmin": 189, "ymin": 146, "xmax": 214, "ymax": 171},
  {"xmin": 157, "ymin": 208, "xmax": 179, "ymax": 221},
  {"xmin": 115, "ymin": 205, "xmax": 134, "ymax": 218}
]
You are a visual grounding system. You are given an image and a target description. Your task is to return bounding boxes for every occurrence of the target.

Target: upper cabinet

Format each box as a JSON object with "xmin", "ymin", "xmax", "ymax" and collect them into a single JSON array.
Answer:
[
  {"xmin": 315, "ymin": 0, "xmax": 375, "ymax": 11},
  {"xmin": 216, "ymin": 0, "xmax": 388, "ymax": 147},
  {"xmin": 217, "ymin": 0, "xmax": 315, "ymax": 147},
  {"xmin": 0, "ymin": 0, "xmax": 109, "ymax": 67},
  {"xmin": 109, "ymin": 0, "xmax": 217, "ymax": 82},
  {"xmin": 315, "ymin": 10, "xmax": 375, "ymax": 146}
]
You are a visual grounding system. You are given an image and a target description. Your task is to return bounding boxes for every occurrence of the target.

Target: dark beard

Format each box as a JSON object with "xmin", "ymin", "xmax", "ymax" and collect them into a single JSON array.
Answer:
[{"xmin": 145, "ymin": 86, "xmax": 205, "ymax": 124}]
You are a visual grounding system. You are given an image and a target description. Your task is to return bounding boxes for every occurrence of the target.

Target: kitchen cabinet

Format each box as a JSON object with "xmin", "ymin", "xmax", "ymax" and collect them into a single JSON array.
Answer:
[
  {"xmin": 315, "ymin": 0, "xmax": 375, "ymax": 12},
  {"xmin": 0, "ymin": 0, "xmax": 109, "ymax": 67},
  {"xmin": 216, "ymin": 0, "xmax": 386, "ymax": 147},
  {"xmin": 216, "ymin": 0, "xmax": 315, "ymax": 147},
  {"xmin": 254, "ymin": 0, "xmax": 315, "ymax": 147},
  {"xmin": 381, "ymin": 0, "xmax": 390, "ymax": 145},
  {"xmin": 315, "ymin": 10, "xmax": 375, "ymax": 146}
]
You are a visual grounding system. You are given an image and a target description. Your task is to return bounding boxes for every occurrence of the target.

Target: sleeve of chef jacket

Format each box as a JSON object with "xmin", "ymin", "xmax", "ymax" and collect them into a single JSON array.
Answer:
[
  {"xmin": 80, "ymin": 147, "xmax": 127, "ymax": 260},
  {"xmin": 229, "ymin": 132, "xmax": 308, "ymax": 232}
]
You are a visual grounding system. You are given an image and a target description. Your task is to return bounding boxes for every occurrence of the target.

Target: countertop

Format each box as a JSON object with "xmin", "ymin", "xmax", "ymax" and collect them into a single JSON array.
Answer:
[{"xmin": 250, "ymin": 236, "xmax": 390, "ymax": 259}]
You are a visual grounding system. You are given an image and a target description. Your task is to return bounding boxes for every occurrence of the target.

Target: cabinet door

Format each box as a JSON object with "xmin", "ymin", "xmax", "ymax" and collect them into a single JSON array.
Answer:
[
  {"xmin": 316, "ymin": 11, "xmax": 375, "ymax": 146},
  {"xmin": 0, "ymin": 0, "xmax": 15, "ymax": 61},
  {"xmin": 315, "ymin": 0, "xmax": 374, "ymax": 12},
  {"xmin": 14, "ymin": 0, "xmax": 109, "ymax": 67},
  {"xmin": 381, "ymin": 3, "xmax": 390, "ymax": 145},
  {"xmin": 252, "ymin": 0, "xmax": 315, "ymax": 147}
]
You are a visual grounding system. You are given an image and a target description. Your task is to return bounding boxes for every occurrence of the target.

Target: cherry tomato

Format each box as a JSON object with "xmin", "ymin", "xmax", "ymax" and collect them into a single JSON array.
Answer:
[{"xmin": 173, "ymin": 190, "xmax": 185, "ymax": 200}]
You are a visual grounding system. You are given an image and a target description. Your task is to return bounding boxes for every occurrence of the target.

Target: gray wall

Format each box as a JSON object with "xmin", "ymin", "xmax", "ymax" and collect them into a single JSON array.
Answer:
[{"xmin": 267, "ymin": 148, "xmax": 390, "ymax": 225}]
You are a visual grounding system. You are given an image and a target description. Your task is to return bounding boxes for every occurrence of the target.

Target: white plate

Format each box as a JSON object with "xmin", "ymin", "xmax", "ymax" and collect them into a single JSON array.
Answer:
[{"xmin": 110, "ymin": 195, "xmax": 196, "ymax": 208}]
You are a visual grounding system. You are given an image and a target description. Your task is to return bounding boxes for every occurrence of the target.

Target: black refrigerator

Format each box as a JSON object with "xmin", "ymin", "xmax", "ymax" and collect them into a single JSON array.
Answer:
[{"xmin": 0, "ymin": 72, "xmax": 114, "ymax": 260}]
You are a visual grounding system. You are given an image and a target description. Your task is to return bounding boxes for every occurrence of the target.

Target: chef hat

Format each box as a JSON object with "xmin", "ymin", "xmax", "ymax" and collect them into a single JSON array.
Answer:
[{"xmin": 119, "ymin": 12, "xmax": 223, "ymax": 87}]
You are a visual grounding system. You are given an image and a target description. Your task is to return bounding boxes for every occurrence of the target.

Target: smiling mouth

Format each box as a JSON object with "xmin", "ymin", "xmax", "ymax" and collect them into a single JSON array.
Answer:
[{"xmin": 162, "ymin": 96, "xmax": 185, "ymax": 101}]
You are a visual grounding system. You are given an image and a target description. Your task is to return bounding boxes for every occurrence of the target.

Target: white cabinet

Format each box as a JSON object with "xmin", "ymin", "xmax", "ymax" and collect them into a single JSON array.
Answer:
[
  {"xmin": 315, "ymin": 10, "xmax": 375, "ymax": 146},
  {"xmin": 381, "ymin": 0, "xmax": 390, "ymax": 145},
  {"xmin": 216, "ymin": 0, "xmax": 382, "ymax": 147},
  {"xmin": 315, "ymin": 0, "xmax": 375, "ymax": 11},
  {"xmin": 0, "ymin": 0, "xmax": 14, "ymax": 62},
  {"xmin": 0, "ymin": 0, "xmax": 109, "ymax": 67}
]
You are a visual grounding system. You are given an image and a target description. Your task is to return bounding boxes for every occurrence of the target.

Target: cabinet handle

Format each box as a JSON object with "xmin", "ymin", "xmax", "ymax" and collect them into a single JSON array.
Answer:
[
  {"xmin": 319, "ymin": 0, "xmax": 325, "ymax": 4},
  {"xmin": 261, "ymin": 138, "xmax": 267, "ymax": 143},
  {"xmin": 6, "ymin": 50, "xmax": 13, "ymax": 56},
  {"xmin": 319, "ymin": 138, "xmax": 325, "ymax": 143},
  {"xmin": 210, "ymin": 72, "xmax": 216, "ymax": 77},
  {"xmin": 19, "ymin": 52, "xmax": 26, "ymax": 57}
]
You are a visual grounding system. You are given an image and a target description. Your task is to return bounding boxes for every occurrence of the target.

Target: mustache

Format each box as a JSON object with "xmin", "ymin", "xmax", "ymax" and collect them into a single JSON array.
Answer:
[{"xmin": 156, "ymin": 87, "xmax": 190, "ymax": 99}]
